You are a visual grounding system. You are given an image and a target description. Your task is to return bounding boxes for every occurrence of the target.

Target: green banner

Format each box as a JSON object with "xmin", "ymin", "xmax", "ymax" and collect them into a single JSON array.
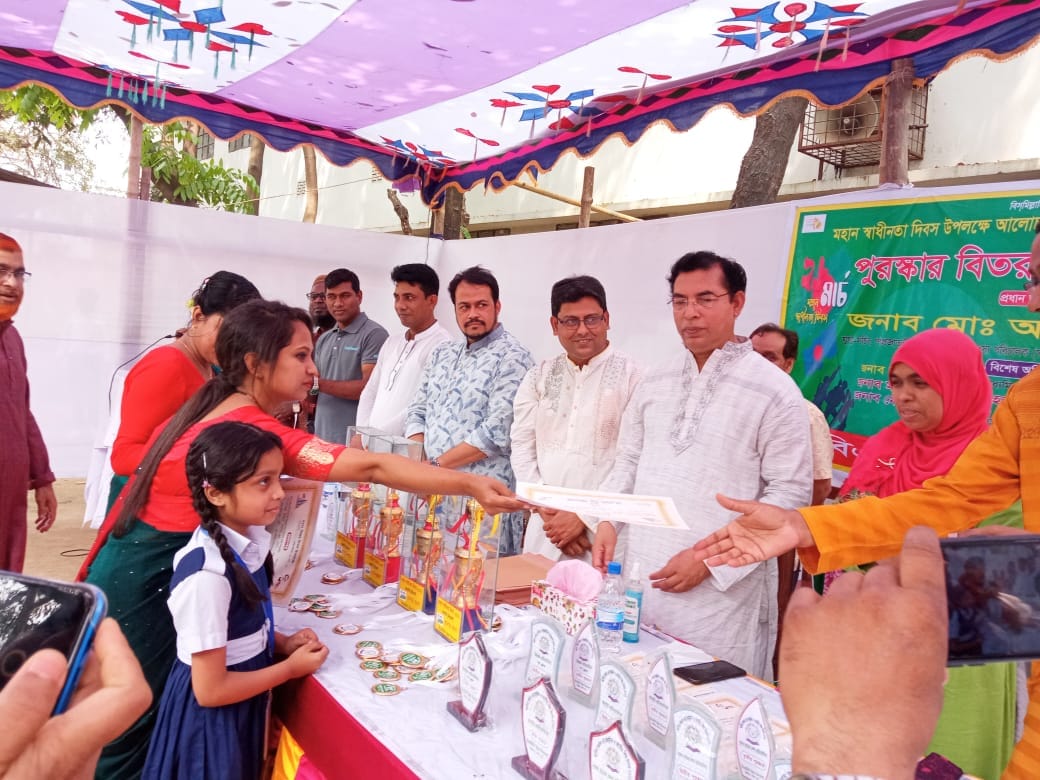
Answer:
[{"xmin": 781, "ymin": 190, "xmax": 1040, "ymax": 468}]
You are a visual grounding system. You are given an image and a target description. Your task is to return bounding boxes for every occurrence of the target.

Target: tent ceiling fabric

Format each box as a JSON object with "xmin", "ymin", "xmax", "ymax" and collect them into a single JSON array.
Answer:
[{"xmin": 1, "ymin": 0, "xmax": 1038, "ymax": 203}]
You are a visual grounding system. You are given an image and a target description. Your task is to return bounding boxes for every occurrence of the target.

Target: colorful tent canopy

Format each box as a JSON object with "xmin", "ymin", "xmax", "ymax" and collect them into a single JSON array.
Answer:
[{"xmin": 1, "ymin": 0, "xmax": 1037, "ymax": 202}]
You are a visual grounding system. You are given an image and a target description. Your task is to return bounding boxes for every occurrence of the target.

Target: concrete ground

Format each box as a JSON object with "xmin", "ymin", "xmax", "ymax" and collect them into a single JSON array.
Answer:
[{"xmin": 25, "ymin": 478, "xmax": 98, "ymax": 582}]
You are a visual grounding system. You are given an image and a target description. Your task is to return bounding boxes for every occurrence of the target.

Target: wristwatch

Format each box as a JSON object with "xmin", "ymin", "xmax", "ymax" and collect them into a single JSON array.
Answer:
[{"xmin": 428, "ymin": 457, "xmax": 441, "ymax": 468}]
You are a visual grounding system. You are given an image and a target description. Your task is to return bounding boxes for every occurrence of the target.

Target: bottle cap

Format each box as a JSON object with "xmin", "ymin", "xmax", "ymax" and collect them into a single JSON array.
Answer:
[{"xmin": 607, "ymin": 561, "xmax": 622, "ymax": 575}]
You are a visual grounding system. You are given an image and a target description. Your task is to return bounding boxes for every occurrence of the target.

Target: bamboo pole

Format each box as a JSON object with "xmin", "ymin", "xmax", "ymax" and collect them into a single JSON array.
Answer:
[{"xmin": 510, "ymin": 180, "xmax": 640, "ymax": 223}]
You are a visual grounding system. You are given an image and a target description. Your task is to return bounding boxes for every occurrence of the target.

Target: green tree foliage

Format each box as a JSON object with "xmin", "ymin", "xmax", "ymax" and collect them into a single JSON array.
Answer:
[
  {"xmin": 0, "ymin": 85, "xmax": 257, "ymax": 212},
  {"xmin": 143, "ymin": 123, "xmax": 257, "ymax": 212},
  {"xmin": 0, "ymin": 86, "xmax": 101, "ymax": 189}
]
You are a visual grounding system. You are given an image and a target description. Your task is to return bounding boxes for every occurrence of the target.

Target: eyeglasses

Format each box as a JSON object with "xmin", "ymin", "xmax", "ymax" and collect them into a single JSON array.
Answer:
[
  {"xmin": 0, "ymin": 265, "xmax": 30, "ymax": 283},
  {"xmin": 306, "ymin": 292, "xmax": 325, "ymax": 301},
  {"xmin": 556, "ymin": 314, "xmax": 605, "ymax": 331},
  {"xmin": 669, "ymin": 292, "xmax": 730, "ymax": 311}
]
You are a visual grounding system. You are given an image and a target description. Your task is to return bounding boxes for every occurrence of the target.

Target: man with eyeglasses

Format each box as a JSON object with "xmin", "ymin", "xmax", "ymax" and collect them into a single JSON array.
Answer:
[
  {"xmin": 511, "ymin": 275, "xmax": 640, "ymax": 562},
  {"xmin": 306, "ymin": 273, "xmax": 335, "ymax": 341},
  {"xmin": 356, "ymin": 264, "xmax": 450, "ymax": 437},
  {"xmin": 591, "ymin": 250, "xmax": 811, "ymax": 679},
  {"xmin": 406, "ymin": 266, "xmax": 533, "ymax": 555},
  {"xmin": 313, "ymin": 267, "xmax": 389, "ymax": 444},
  {"xmin": 0, "ymin": 232, "xmax": 57, "ymax": 572}
]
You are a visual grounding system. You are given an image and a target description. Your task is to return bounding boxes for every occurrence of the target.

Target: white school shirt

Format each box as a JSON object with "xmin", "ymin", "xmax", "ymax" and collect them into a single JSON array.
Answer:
[
  {"xmin": 807, "ymin": 400, "xmax": 835, "ymax": 480},
  {"xmin": 356, "ymin": 322, "xmax": 452, "ymax": 436},
  {"xmin": 602, "ymin": 341, "xmax": 812, "ymax": 679},
  {"xmin": 510, "ymin": 347, "xmax": 641, "ymax": 561},
  {"xmin": 167, "ymin": 523, "xmax": 272, "ymax": 665}
]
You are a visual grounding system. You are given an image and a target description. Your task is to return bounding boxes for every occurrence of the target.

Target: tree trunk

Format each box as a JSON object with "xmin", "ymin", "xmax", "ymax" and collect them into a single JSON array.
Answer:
[
  {"xmin": 386, "ymin": 189, "xmax": 413, "ymax": 234},
  {"xmin": 302, "ymin": 145, "xmax": 318, "ymax": 223},
  {"xmin": 182, "ymin": 121, "xmax": 198, "ymax": 158},
  {"xmin": 442, "ymin": 187, "xmax": 465, "ymax": 240},
  {"xmin": 127, "ymin": 116, "xmax": 143, "ymax": 199},
  {"xmin": 245, "ymin": 134, "xmax": 265, "ymax": 216},
  {"xmin": 730, "ymin": 96, "xmax": 808, "ymax": 209},
  {"xmin": 878, "ymin": 58, "xmax": 915, "ymax": 186}
]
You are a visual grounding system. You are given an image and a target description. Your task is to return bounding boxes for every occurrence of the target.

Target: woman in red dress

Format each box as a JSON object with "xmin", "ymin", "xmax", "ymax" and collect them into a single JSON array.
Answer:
[
  {"xmin": 83, "ymin": 299, "xmax": 521, "ymax": 779},
  {"xmin": 107, "ymin": 271, "xmax": 260, "ymax": 508}
]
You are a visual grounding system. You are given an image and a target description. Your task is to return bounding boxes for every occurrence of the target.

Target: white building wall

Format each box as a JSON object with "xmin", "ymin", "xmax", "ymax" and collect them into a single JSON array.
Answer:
[{"xmin": 211, "ymin": 46, "xmax": 1040, "ymax": 233}]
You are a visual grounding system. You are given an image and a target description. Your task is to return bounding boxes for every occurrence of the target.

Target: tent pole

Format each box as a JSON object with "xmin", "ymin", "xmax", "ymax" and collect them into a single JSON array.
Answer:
[
  {"xmin": 578, "ymin": 166, "xmax": 594, "ymax": 228},
  {"xmin": 509, "ymin": 179, "xmax": 639, "ymax": 223}
]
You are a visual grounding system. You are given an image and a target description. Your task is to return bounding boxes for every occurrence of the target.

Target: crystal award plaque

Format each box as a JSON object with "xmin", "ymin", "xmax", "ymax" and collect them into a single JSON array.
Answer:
[
  {"xmin": 595, "ymin": 661, "xmax": 636, "ymax": 731},
  {"xmin": 569, "ymin": 618, "xmax": 599, "ymax": 706},
  {"xmin": 735, "ymin": 696, "xmax": 776, "ymax": 780},
  {"xmin": 524, "ymin": 618, "xmax": 565, "ymax": 688},
  {"xmin": 671, "ymin": 701, "xmax": 722, "ymax": 780},
  {"xmin": 511, "ymin": 677, "xmax": 567, "ymax": 780},
  {"xmin": 643, "ymin": 650, "xmax": 676, "ymax": 749},
  {"xmin": 447, "ymin": 631, "xmax": 492, "ymax": 731}
]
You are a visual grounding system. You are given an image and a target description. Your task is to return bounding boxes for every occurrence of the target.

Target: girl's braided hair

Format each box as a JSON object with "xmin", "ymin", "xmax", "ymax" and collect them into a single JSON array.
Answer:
[{"xmin": 185, "ymin": 421, "xmax": 282, "ymax": 608}]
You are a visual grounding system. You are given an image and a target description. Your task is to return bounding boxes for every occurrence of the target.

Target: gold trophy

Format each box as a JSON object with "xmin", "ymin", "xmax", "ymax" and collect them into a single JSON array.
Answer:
[
  {"xmin": 381, "ymin": 490, "xmax": 405, "ymax": 558},
  {"xmin": 349, "ymin": 482, "xmax": 372, "ymax": 568},
  {"xmin": 416, "ymin": 494, "xmax": 443, "ymax": 612}
]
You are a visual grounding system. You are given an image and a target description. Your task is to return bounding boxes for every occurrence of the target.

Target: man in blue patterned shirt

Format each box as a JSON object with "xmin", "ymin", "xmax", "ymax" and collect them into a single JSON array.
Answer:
[{"xmin": 406, "ymin": 266, "xmax": 533, "ymax": 554}]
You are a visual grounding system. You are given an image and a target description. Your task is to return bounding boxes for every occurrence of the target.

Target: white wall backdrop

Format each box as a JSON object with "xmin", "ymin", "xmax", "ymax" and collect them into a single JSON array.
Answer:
[{"xmin": 6, "ymin": 178, "xmax": 1038, "ymax": 475}]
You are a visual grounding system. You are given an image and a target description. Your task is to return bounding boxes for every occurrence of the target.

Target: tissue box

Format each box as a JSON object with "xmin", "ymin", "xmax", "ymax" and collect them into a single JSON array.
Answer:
[{"xmin": 530, "ymin": 579, "xmax": 596, "ymax": 636}]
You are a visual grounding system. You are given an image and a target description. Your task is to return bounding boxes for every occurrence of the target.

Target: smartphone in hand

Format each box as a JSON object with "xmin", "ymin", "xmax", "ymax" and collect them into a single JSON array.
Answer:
[
  {"xmin": 942, "ymin": 536, "xmax": 1040, "ymax": 665},
  {"xmin": 0, "ymin": 571, "xmax": 107, "ymax": 713}
]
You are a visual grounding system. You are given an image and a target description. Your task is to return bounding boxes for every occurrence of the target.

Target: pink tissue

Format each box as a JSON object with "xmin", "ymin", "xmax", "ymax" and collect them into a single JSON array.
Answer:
[{"xmin": 545, "ymin": 559, "xmax": 603, "ymax": 604}]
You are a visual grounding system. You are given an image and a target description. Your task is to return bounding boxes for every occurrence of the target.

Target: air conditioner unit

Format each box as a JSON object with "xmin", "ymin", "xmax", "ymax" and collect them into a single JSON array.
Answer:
[{"xmin": 799, "ymin": 85, "xmax": 928, "ymax": 170}]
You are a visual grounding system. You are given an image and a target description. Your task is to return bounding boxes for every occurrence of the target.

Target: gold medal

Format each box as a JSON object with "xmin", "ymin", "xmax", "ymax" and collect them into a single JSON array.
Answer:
[
  {"xmin": 399, "ymin": 652, "xmax": 425, "ymax": 668},
  {"xmin": 356, "ymin": 640, "xmax": 382, "ymax": 650},
  {"xmin": 288, "ymin": 600, "xmax": 311, "ymax": 612},
  {"xmin": 356, "ymin": 646, "xmax": 381, "ymax": 659},
  {"xmin": 321, "ymin": 571, "xmax": 347, "ymax": 585},
  {"xmin": 360, "ymin": 660, "xmax": 386, "ymax": 671},
  {"xmin": 314, "ymin": 609, "xmax": 341, "ymax": 619},
  {"xmin": 374, "ymin": 668, "xmax": 401, "ymax": 681},
  {"xmin": 334, "ymin": 623, "xmax": 362, "ymax": 636},
  {"xmin": 372, "ymin": 683, "xmax": 402, "ymax": 696},
  {"xmin": 409, "ymin": 670, "xmax": 435, "ymax": 682}
]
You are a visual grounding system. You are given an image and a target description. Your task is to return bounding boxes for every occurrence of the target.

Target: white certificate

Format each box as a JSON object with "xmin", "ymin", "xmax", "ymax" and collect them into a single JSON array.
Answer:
[{"xmin": 516, "ymin": 482, "xmax": 688, "ymax": 531}]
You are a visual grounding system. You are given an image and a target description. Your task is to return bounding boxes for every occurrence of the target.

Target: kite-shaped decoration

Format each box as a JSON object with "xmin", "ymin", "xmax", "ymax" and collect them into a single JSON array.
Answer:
[
  {"xmin": 229, "ymin": 22, "xmax": 273, "ymax": 60},
  {"xmin": 456, "ymin": 128, "xmax": 501, "ymax": 161}
]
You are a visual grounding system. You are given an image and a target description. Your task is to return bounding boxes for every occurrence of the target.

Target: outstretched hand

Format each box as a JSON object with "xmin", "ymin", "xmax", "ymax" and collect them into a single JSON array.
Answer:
[
  {"xmin": 469, "ymin": 477, "xmax": 525, "ymax": 517},
  {"xmin": 690, "ymin": 495, "xmax": 813, "ymax": 566}
]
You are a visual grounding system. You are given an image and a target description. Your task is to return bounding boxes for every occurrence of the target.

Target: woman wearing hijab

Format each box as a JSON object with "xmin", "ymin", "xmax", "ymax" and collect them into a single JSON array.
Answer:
[{"xmin": 833, "ymin": 328, "xmax": 1018, "ymax": 779}]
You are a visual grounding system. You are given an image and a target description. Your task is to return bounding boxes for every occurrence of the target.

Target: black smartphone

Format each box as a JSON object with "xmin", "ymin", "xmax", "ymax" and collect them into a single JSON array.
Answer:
[
  {"xmin": 673, "ymin": 659, "xmax": 747, "ymax": 685},
  {"xmin": 0, "ymin": 571, "xmax": 107, "ymax": 713},
  {"xmin": 942, "ymin": 536, "xmax": 1040, "ymax": 665}
]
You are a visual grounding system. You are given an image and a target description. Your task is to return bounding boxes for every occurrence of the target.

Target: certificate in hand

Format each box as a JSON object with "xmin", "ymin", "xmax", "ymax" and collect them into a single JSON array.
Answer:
[{"xmin": 515, "ymin": 482, "xmax": 688, "ymax": 531}]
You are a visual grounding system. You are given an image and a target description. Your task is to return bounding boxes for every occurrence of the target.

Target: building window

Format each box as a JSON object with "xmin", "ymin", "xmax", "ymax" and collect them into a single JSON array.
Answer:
[
  {"xmin": 228, "ymin": 134, "xmax": 251, "ymax": 153},
  {"xmin": 469, "ymin": 228, "xmax": 512, "ymax": 239},
  {"xmin": 196, "ymin": 130, "xmax": 214, "ymax": 161}
]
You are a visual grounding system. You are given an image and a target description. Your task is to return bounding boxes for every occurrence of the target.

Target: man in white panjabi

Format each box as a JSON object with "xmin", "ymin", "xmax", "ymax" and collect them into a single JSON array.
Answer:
[
  {"xmin": 356, "ymin": 263, "xmax": 451, "ymax": 437},
  {"xmin": 511, "ymin": 276, "xmax": 640, "ymax": 562},
  {"xmin": 593, "ymin": 251, "xmax": 812, "ymax": 679}
]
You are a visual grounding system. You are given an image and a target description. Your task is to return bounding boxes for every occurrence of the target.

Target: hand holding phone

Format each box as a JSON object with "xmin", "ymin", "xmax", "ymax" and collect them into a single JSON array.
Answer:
[
  {"xmin": 941, "ymin": 535, "xmax": 1040, "ymax": 665},
  {"xmin": 0, "ymin": 618, "xmax": 151, "ymax": 779}
]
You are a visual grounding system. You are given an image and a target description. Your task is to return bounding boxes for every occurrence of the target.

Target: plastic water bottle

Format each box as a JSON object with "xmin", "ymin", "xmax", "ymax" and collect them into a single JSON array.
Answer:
[
  {"xmin": 596, "ymin": 561, "xmax": 625, "ymax": 653},
  {"xmin": 622, "ymin": 561, "xmax": 643, "ymax": 643}
]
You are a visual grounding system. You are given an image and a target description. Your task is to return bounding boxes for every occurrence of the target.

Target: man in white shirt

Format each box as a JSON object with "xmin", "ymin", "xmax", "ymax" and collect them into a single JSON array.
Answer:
[
  {"xmin": 356, "ymin": 264, "xmax": 451, "ymax": 437},
  {"xmin": 592, "ymin": 251, "xmax": 812, "ymax": 679},
  {"xmin": 511, "ymin": 276, "xmax": 640, "ymax": 561}
]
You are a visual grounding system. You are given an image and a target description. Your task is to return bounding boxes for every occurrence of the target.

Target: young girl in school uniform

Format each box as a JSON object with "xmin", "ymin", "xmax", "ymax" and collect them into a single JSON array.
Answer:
[{"xmin": 143, "ymin": 421, "xmax": 329, "ymax": 780}]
